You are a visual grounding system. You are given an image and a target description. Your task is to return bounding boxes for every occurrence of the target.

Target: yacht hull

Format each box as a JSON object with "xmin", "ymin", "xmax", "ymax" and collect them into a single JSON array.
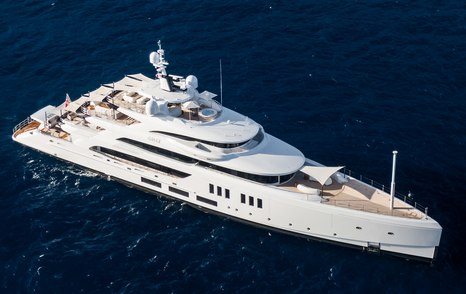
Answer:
[{"xmin": 13, "ymin": 129, "xmax": 441, "ymax": 261}]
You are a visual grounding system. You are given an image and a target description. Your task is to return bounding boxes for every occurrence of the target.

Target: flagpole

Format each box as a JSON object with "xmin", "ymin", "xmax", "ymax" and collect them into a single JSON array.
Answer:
[
  {"xmin": 219, "ymin": 59, "xmax": 223, "ymax": 106},
  {"xmin": 390, "ymin": 150, "xmax": 398, "ymax": 210}
]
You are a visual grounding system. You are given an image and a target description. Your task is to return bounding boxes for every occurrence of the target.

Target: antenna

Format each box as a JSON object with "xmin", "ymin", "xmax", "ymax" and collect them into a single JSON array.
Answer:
[{"xmin": 219, "ymin": 59, "xmax": 223, "ymax": 106}]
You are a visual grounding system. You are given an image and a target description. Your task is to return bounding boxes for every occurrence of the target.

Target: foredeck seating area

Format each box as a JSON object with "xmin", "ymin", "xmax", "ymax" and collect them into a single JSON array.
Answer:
[
  {"xmin": 281, "ymin": 172, "xmax": 423, "ymax": 219},
  {"xmin": 323, "ymin": 179, "xmax": 422, "ymax": 218}
]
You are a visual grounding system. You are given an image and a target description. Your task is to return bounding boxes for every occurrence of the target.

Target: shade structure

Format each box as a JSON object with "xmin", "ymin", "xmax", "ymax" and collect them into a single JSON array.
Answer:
[
  {"xmin": 300, "ymin": 165, "xmax": 344, "ymax": 186},
  {"xmin": 65, "ymin": 101, "xmax": 82, "ymax": 113},
  {"xmin": 182, "ymin": 100, "xmax": 200, "ymax": 109},
  {"xmin": 31, "ymin": 105, "xmax": 57, "ymax": 124}
]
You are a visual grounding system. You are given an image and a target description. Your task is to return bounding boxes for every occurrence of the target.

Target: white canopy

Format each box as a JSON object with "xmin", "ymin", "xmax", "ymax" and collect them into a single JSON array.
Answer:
[
  {"xmin": 31, "ymin": 105, "xmax": 58, "ymax": 124},
  {"xmin": 300, "ymin": 165, "xmax": 344, "ymax": 186},
  {"xmin": 127, "ymin": 73, "xmax": 155, "ymax": 83},
  {"xmin": 89, "ymin": 85, "xmax": 112, "ymax": 98},
  {"xmin": 182, "ymin": 100, "xmax": 200, "ymax": 109},
  {"xmin": 65, "ymin": 101, "xmax": 83, "ymax": 112}
]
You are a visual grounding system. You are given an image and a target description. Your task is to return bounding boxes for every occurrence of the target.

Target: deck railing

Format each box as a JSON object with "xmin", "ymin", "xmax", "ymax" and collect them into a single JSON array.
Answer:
[
  {"xmin": 325, "ymin": 200, "xmax": 421, "ymax": 218},
  {"xmin": 341, "ymin": 167, "xmax": 428, "ymax": 216},
  {"xmin": 12, "ymin": 117, "xmax": 33, "ymax": 134}
]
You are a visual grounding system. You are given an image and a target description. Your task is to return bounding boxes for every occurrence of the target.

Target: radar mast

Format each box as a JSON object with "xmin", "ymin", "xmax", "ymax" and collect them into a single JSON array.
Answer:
[{"xmin": 149, "ymin": 40, "xmax": 172, "ymax": 91}]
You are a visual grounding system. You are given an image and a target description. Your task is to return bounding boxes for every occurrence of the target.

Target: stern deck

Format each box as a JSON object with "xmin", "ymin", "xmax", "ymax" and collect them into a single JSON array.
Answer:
[{"xmin": 13, "ymin": 119, "xmax": 40, "ymax": 138}]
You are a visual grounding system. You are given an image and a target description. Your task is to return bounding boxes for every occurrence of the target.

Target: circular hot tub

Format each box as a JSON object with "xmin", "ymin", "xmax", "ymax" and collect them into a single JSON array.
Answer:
[{"xmin": 199, "ymin": 108, "xmax": 218, "ymax": 121}]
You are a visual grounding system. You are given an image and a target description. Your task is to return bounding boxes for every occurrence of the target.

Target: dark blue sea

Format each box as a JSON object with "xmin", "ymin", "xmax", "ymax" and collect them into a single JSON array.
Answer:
[{"xmin": 1, "ymin": 1, "xmax": 466, "ymax": 292}]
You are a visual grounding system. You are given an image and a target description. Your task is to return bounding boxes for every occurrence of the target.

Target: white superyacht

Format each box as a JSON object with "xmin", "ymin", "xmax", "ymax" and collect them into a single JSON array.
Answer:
[{"xmin": 12, "ymin": 41, "xmax": 442, "ymax": 261}]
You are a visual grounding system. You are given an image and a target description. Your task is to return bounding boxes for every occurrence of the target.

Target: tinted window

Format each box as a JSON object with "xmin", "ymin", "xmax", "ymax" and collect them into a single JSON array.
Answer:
[
  {"xmin": 115, "ymin": 138, "xmax": 294, "ymax": 185},
  {"xmin": 197, "ymin": 195, "xmax": 217, "ymax": 206},
  {"xmin": 90, "ymin": 146, "xmax": 190, "ymax": 178},
  {"xmin": 141, "ymin": 177, "xmax": 161, "ymax": 188},
  {"xmin": 118, "ymin": 138, "xmax": 197, "ymax": 163},
  {"xmin": 249, "ymin": 196, "xmax": 254, "ymax": 206},
  {"xmin": 169, "ymin": 186, "xmax": 189, "ymax": 197}
]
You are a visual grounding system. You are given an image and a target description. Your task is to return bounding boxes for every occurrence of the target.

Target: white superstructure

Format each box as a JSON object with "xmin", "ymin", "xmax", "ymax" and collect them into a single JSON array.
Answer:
[{"xmin": 12, "ymin": 41, "xmax": 442, "ymax": 261}]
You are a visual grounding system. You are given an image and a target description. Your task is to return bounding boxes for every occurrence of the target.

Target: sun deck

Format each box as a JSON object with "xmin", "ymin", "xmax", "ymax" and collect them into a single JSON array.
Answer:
[{"xmin": 109, "ymin": 87, "xmax": 221, "ymax": 123}]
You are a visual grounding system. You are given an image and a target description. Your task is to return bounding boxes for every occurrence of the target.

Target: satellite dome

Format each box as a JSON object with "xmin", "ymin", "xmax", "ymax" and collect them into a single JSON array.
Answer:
[
  {"xmin": 186, "ymin": 75, "xmax": 198, "ymax": 89},
  {"xmin": 145, "ymin": 98, "xmax": 158, "ymax": 116},
  {"xmin": 149, "ymin": 52, "xmax": 159, "ymax": 65}
]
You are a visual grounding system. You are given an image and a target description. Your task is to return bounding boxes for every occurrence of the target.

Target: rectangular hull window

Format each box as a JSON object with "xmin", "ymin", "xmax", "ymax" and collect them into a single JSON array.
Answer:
[
  {"xmin": 196, "ymin": 196, "xmax": 217, "ymax": 207},
  {"xmin": 217, "ymin": 186, "xmax": 222, "ymax": 196},
  {"xmin": 209, "ymin": 183, "xmax": 214, "ymax": 194},
  {"xmin": 249, "ymin": 196, "xmax": 254, "ymax": 206},
  {"xmin": 169, "ymin": 186, "xmax": 189, "ymax": 197},
  {"xmin": 141, "ymin": 177, "xmax": 161, "ymax": 188},
  {"xmin": 241, "ymin": 193, "xmax": 246, "ymax": 204},
  {"xmin": 225, "ymin": 189, "xmax": 230, "ymax": 199},
  {"xmin": 258, "ymin": 198, "xmax": 263, "ymax": 208}
]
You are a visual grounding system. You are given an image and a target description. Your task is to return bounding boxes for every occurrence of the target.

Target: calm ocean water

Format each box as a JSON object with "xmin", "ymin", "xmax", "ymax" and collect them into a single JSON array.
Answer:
[{"xmin": 1, "ymin": 0, "xmax": 466, "ymax": 292}]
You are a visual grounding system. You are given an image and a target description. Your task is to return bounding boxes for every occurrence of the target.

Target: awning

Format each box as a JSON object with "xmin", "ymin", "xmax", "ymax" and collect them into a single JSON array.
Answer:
[
  {"xmin": 182, "ymin": 100, "xmax": 200, "ymax": 109},
  {"xmin": 31, "ymin": 105, "xmax": 58, "ymax": 124},
  {"xmin": 65, "ymin": 101, "xmax": 83, "ymax": 112},
  {"xmin": 127, "ymin": 73, "xmax": 155, "ymax": 83},
  {"xmin": 89, "ymin": 85, "xmax": 112, "ymax": 98},
  {"xmin": 300, "ymin": 165, "xmax": 344, "ymax": 186}
]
